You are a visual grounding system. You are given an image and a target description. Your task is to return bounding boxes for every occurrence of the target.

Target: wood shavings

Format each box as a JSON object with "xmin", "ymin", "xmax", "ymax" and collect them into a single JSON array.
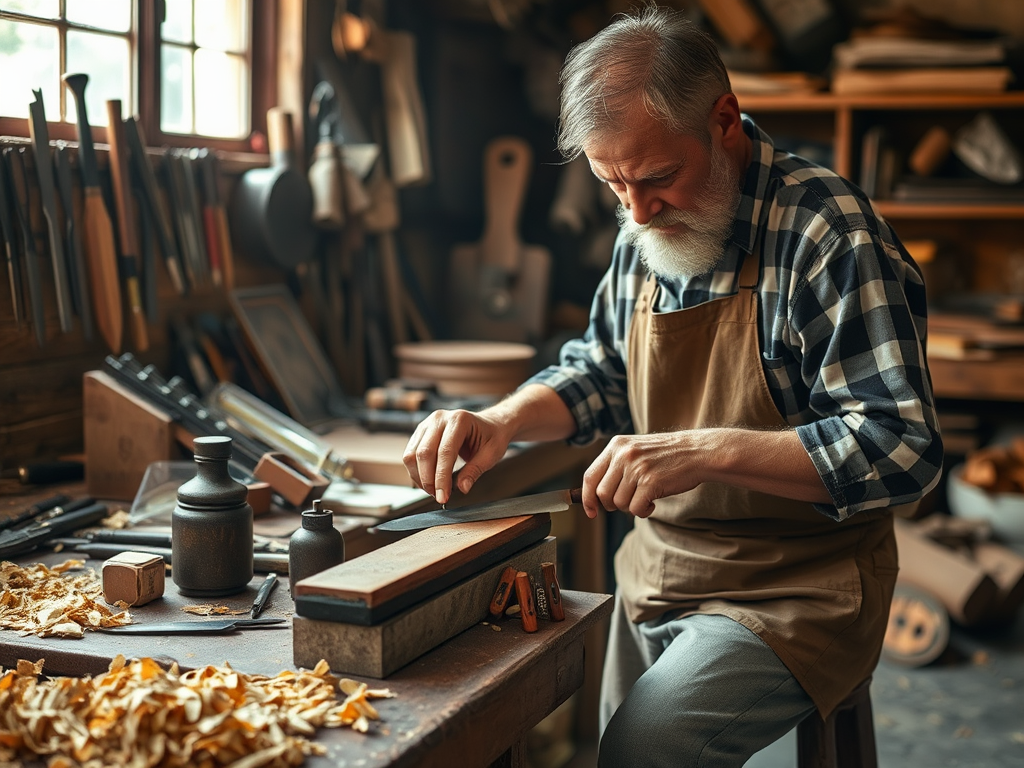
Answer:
[
  {"xmin": 181, "ymin": 604, "xmax": 250, "ymax": 616},
  {"xmin": 0, "ymin": 560, "xmax": 132, "ymax": 638},
  {"xmin": 98, "ymin": 509, "xmax": 131, "ymax": 529},
  {"xmin": 0, "ymin": 655, "xmax": 395, "ymax": 767}
]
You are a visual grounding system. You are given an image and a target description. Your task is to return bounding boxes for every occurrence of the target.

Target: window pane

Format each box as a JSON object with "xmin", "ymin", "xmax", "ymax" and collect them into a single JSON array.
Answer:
[
  {"xmin": 195, "ymin": 0, "xmax": 247, "ymax": 52},
  {"xmin": 66, "ymin": 0, "xmax": 131, "ymax": 33},
  {"xmin": 3, "ymin": 1, "xmax": 58, "ymax": 19},
  {"xmin": 195, "ymin": 49, "xmax": 247, "ymax": 138},
  {"xmin": 66, "ymin": 31, "xmax": 131, "ymax": 126},
  {"xmin": 0, "ymin": 20, "xmax": 58, "ymax": 119},
  {"xmin": 161, "ymin": 44, "xmax": 193, "ymax": 134},
  {"xmin": 163, "ymin": 0, "xmax": 193, "ymax": 44}
]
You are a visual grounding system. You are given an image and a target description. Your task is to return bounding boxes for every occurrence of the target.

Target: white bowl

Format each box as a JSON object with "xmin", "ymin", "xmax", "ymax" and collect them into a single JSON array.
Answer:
[{"xmin": 947, "ymin": 463, "xmax": 1024, "ymax": 543}]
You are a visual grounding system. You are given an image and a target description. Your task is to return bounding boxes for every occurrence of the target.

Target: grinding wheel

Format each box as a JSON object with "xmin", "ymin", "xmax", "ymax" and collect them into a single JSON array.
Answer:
[{"xmin": 882, "ymin": 583, "xmax": 950, "ymax": 667}]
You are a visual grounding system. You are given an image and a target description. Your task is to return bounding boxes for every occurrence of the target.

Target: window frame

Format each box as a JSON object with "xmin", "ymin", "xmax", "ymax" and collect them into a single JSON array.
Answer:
[{"xmin": 0, "ymin": 0, "xmax": 276, "ymax": 154}]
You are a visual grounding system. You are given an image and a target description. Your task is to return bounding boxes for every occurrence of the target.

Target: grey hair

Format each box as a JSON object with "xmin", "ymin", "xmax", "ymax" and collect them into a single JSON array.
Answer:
[{"xmin": 557, "ymin": 5, "xmax": 731, "ymax": 159}]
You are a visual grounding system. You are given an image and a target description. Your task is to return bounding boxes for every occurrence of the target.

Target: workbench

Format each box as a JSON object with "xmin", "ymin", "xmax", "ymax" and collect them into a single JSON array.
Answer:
[
  {"xmin": 0, "ymin": 551, "xmax": 612, "ymax": 768},
  {"xmin": 1, "ymin": 436, "xmax": 613, "ymax": 764}
]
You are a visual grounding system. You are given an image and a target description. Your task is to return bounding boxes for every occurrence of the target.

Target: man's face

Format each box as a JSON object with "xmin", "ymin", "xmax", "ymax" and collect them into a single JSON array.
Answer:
[{"xmin": 584, "ymin": 110, "xmax": 742, "ymax": 279}]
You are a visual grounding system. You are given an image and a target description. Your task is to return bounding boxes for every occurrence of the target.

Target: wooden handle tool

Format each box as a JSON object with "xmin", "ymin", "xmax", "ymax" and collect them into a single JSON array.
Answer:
[
  {"xmin": 514, "ymin": 571, "xmax": 538, "ymax": 633},
  {"xmin": 541, "ymin": 561, "xmax": 564, "ymax": 621},
  {"xmin": 63, "ymin": 73, "xmax": 122, "ymax": 353},
  {"xmin": 106, "ymin": 100, "xmax": 148, "ymax": 352},
  {"xmin": 488, "ymin": 565, "xmax": 518, "ymax": 620}
]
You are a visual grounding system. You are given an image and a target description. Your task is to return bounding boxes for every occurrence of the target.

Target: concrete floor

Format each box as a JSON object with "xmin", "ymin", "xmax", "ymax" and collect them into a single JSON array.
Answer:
[{"xmin": 558, "ymin": 608, "xmax": 1024, "ymax": 768}]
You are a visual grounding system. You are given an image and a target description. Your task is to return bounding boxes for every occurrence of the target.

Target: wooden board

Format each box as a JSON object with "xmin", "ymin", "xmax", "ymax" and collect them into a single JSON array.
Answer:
[
  {"xmin": 292, "ymin": 536, "xmax": 556, "ymax": 677},
  {"xmin": 293, "ymin": 514, "xmax": 551, "ymax": 625}
]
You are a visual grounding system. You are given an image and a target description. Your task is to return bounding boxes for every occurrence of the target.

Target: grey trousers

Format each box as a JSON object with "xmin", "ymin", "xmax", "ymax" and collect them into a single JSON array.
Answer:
[{"xmin": 598, "ymin": 592, "xmax": 817, "ymax": 768}]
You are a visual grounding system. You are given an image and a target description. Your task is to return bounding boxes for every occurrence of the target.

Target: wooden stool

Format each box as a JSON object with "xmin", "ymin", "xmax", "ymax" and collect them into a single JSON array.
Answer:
[{"xmin": 797, "ymin": 678, "xmax": 877, "ymax": 768}]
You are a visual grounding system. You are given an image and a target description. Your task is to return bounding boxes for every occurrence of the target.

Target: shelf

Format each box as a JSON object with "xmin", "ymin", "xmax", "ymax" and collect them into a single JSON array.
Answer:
[
  {"xmin": 738, "ymin": 90, "xmax": 1024, "ymax": 112},
  {"xmin": 928, "ymin": 354, "xmax": 1024, "ymax": 401},
  {"xmin": 876, "ymin": 201, "xmax": 1024, "ymax": 219}
]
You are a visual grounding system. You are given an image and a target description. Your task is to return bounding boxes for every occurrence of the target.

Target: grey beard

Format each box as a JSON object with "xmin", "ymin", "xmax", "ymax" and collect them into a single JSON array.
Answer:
[{"xmin": 616, "ymin": 145, "xmax": 741, "ymax": 279}]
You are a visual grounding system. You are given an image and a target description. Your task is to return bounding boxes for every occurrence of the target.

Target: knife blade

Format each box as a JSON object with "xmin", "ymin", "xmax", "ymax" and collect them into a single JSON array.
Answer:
[
  {"xmin": 371, "ymin": 487, "xmax": 584, "ymax": 532},
  {"xmin": 54, "ymin": 142, "xmax": 94, "ymax": 341},
  {"xmin": 5, "ymin": 147, "xmax": 46, "ymax": 347},
  {"xmin": 97, "ymin": 618, "xmax": 286, "ymax": 634},
  {"xmin": 28, "ymin": 90, "xmax": 73, "ymax": 334}
]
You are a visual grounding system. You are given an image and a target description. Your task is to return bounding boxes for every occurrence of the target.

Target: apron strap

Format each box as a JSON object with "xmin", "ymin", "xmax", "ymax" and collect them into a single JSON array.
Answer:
[{"xmin": 738, "ymin": 249, "xmax": 760, "ymax": 289}]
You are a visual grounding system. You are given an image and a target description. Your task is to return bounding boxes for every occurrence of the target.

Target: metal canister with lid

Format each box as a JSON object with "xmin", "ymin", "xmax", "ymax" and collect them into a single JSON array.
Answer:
[{"xmin": 172, "ymin": 435, "xmax": 254, "ymax": 596}]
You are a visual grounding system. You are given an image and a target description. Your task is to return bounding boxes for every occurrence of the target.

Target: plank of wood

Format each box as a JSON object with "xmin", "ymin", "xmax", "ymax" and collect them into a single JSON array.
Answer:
[
  {"xmin": 293, "ymin": 514, "xmax": 551, "ymax": 625},
  {"xmin": 293, "ymin": 536, "xmax": 556, "ymax": 677}
]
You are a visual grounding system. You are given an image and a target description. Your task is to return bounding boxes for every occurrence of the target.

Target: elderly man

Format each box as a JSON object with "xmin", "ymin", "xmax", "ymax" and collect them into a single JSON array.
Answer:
[{"xmin": 405, "ymin": 6, "xmax": 942, "ymax": 766}]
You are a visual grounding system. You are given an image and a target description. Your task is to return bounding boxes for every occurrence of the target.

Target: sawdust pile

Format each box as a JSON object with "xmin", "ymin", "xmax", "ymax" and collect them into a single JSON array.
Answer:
[
  {"xmin": 0, "ymin": 655, "xmax": 395, "ymax": 767},
  {"xmin": 0, "ymin": 560, "xmax": 132, "ymax": 638}
]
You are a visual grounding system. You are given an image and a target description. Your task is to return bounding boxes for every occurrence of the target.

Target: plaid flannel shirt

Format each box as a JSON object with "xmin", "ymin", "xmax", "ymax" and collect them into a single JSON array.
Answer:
[{"xmin": 527, "ymin": 116, "xmax": 943, "ymax": 520}]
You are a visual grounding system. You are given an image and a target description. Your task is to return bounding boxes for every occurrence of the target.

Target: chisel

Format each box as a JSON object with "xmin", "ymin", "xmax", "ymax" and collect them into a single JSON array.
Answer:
[
  {"xmin": 105, "ymin": 99, "xmax": 149, "ymax": 352},
  {"xmin": 54, "ymin": 143, "xmax": 94, "ymax": 341},
  {"xmin": 6, "ymin": 147, "xmax": 46, "ymax": 347},
  {"xmin": 0, "ymin": 145, "xmax": 24, "ymax": 328},
  {"xmin": 28, "ymin": 90, "xmax": 73, "ymax": 334},
  {"xmin": 62, "ymin": 72, "xmax": 123, "ymax": 354},
  {"xmin": 124, "ymin": 116, "xmax": 186, "ymax": 296}
]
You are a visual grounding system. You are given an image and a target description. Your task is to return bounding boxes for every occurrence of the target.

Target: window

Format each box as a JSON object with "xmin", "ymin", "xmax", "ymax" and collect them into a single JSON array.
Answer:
[{"xmin": 0, "ymin": 0, "xmax": 271, "ymax": 151}]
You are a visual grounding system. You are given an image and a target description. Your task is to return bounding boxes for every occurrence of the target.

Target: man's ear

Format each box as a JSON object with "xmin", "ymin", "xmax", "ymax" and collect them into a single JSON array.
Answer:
[{"xmin": 708, "ymin": 93, "xmax": 744, "ymax": 148}]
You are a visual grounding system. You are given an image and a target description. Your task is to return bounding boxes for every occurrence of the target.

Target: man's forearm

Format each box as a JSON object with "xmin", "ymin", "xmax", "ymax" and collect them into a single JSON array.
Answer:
[
  {"xmin": 700, "ymin": 427, "xmax": 832, "ymax": 504},
  {"xmin": 484, "ymin": 384, "xmax": 578, "ymax": 444}
]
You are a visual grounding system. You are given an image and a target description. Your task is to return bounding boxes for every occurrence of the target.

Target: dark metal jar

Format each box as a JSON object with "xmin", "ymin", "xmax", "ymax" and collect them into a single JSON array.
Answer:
[
  {"xmin": 288, "ymin": 499, "xmax": 344, "ymax": 596},
  {"xmin": 172, "ymin": 436, "xmax": 254, "ymax": 596}
]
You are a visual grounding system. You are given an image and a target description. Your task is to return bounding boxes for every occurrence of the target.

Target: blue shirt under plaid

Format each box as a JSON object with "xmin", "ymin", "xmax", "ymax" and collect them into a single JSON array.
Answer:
[{"xmin": 527, "ymin": 116, "xmax": 943, "ymax": 521}]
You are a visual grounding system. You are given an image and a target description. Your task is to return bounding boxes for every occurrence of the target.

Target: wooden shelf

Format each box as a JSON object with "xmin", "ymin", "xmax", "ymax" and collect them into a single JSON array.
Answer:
[
  {"xmin": 929, "ymin": 354, "xmax": 1024, "ymax": 401},
  {"xmin": 877, "ymin": 202, "xmax": 1024, "ymax": 220},
  {"xmin": 738, "ymin": 90, "xmax": 1024, "ymax": 112}
]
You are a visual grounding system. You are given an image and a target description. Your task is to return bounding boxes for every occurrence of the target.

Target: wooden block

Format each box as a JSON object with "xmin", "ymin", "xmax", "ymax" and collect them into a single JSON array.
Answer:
[
  {"xmin": 292, "ymin": 537, "xmax": 556, "ymax": 677},
  {"xmin": 894, "ymin": 518, "xmax": 998, "ymax": 625},
  {"xmin": 293, "ymin": 514, "xmax": 551, "ymax": 625},
  {"xmin": 83, "ymin": 371, "xmax": 185, "ymax": 500},
  {"xmin": 102, "ymin": 551, "xmax": 165, "ymax": 606}
]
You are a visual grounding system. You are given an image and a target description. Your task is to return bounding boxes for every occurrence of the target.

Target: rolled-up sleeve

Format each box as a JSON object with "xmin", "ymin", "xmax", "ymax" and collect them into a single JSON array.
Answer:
[{"xmin": 791, "ymin": 228, "xmax": 943, "ymax": 520}]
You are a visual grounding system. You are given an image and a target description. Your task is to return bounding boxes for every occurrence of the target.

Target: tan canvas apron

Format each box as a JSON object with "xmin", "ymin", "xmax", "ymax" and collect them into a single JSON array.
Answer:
[{"xmin": 615, "ymin": 253, "xmax": 899, "ymax": 718}]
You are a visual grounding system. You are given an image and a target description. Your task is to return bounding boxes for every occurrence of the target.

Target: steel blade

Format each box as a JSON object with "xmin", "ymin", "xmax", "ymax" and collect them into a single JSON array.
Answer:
[{"xmin": 372, "ymin": 488, "xmax": 575, "ymax": 532}]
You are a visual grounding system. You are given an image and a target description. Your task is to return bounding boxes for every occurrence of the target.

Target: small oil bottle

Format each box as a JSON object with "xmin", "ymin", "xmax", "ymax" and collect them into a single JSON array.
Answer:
[{"xmin": 288, "ymin": 499, "xmax": 345, "ymax": 596}]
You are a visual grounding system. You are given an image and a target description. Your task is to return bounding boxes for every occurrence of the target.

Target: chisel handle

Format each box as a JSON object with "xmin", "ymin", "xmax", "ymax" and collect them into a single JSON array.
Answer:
[{"xmin": 514, "ymin": 571, "xmax": 538, "ymax": 633}]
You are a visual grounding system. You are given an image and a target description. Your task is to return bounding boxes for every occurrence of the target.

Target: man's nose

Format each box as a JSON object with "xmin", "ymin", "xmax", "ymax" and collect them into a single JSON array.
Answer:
[{"xmin": 624, "ymin": 185, "xmax": 662, "ymax": 226}]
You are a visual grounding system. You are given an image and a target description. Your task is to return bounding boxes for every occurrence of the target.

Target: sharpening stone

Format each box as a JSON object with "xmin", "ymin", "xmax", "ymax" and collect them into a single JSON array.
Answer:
[{"xmin": 292, "ymin": 536, "xmax": 556, "ymax": 677}]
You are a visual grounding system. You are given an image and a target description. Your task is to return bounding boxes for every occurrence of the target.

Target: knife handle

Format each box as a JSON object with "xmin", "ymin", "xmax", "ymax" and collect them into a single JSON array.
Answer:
[
  {"xmin": 488, "ymin": 565, "xmax": 518, "ymax": 620},
  {"xmin": 514, "ymin": 571, "xmax": 538, "ymax": 633},
  {"xmin": 542, "ymin": 561, "xmax": 564, "ymax": 622},
  {"xmin": 569, "ymin": 488, "xmax": 583, "ymax": 505}
]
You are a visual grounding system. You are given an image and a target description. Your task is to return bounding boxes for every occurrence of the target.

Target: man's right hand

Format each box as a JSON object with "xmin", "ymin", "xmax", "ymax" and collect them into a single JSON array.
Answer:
[{"xmin": 402, "ymin": 409, "xmax": 513, "ymax": 505}]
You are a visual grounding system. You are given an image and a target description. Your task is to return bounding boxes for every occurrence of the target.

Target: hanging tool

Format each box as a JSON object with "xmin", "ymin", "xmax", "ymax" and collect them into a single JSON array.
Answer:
[
  {"xmin": 54, "ymin": 143, "xmax": 94, "ymax": 341},
  {"xmin": 106, "ymin": 100, "xmax": 149, "ymax": 352},
  {"xmin": 0, "ymin": 144, "xmax": 24, "ymax": 329},
  {"xmin": 183, "ymin": 149, "xmax": 211, "ymax": 282},
  {"xmin": 308, "ymin": 81, "xmax": 345, "ymax": 229},
  {"xmin": 62, "ymin": 72, "xmax": 123, "ymax": 354},
  {"xmin": 198, "ymin": 148, "xmax": 235, "ymax": 288},
  {"xmin": 6, "ymin": 148, "xmax": 46, "ymax": 347},
  {"xmin": 28, "ymin": 90, "xmax": 73, "ymax": 334},
  {"xmin": 124, "ymin": 116, "xmax": 186, "ymax": 296},
  {"xmin": 166, "ymin": 149, "xmax": 207, "ymax": 287}
]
